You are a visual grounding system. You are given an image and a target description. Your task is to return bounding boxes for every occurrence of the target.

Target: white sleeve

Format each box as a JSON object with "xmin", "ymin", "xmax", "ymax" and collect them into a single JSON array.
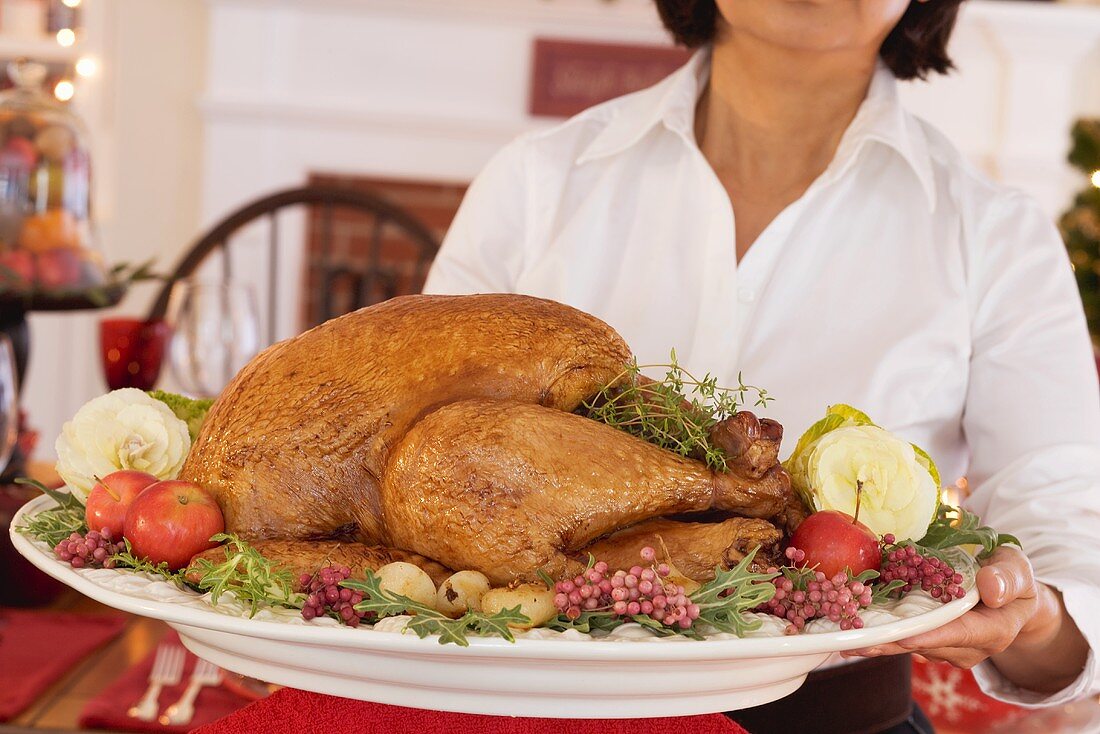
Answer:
[
  {"xmin": 962, "ymin": 191, "xmax": 1100, "ymax": 706},
  {"xmin": 422, "ymin": 137, "xmax": 530, "ymax": 295}
]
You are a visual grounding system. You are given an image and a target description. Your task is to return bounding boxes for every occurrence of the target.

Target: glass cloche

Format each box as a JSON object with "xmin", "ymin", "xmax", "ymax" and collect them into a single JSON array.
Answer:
[{"xmin": 0, "ymin": 59, "xmax": 106, "ymax": 305}]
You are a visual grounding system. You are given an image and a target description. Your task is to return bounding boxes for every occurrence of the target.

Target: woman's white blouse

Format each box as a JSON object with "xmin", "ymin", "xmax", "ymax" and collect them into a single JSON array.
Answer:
[{"xmin": 424, "ymin": 50, "xmax": 1100, "ymax": 705}]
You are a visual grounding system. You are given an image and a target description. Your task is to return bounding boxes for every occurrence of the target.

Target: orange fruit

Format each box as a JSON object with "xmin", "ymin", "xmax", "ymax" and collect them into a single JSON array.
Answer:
[{"xmin": 17, "ymin": 210, "xmax": 82, "ymax": 252}]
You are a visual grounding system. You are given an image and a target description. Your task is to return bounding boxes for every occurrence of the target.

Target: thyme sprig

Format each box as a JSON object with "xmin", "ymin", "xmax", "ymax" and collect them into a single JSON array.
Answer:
[
  {"xmin": 13, "ymin": 478, "xmax": 88, "ymax": 546},
  {"xmin": 583, "ymin": 350, "xmax": 773, "ymax": 471},
  {"xmin": 343, "ymin": 571, "xmax": 529, "ymax": 646},
  {"xmin": 189, "ymin": 533, "xmax": 302, "ymax": 617}
]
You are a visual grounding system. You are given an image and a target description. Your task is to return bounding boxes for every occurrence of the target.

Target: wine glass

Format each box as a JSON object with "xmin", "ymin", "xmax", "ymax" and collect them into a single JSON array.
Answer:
[
  {"xmin": 99, "ymin": 318, "xmax": 169, "ymax": 391},
  {"xmin": 0, "ymin": 335, "xmax": 18, "ymax": 475},
  {"xmin": 166, "ymin": 281, "xmax": 260, "ymax": 399}
]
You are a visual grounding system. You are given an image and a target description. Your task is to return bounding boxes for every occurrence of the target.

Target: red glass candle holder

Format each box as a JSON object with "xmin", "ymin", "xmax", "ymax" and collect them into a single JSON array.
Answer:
[{"xmin": 99, "ymin": 318, "xmax": 168, "ymax": 391}]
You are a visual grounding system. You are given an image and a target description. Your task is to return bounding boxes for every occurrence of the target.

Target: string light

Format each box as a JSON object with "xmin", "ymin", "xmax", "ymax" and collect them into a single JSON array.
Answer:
[
  {"xmin": 75, "ymin": 57, "xmax": 97, "ymax": 77},
  {"xmin": 1091, "ymin": 170, "xmax": 1100, "ymax": 189},
  {"xmin": 56, "ymin": 28, "xmax": 76, "ymax": 47},
  {"xmin": 54, "ymin": 79, "xmax": 74, "ymax": 102},
  {"xmin": 62, "ymin": 0, "xmax": 82, "ymax": 6}
]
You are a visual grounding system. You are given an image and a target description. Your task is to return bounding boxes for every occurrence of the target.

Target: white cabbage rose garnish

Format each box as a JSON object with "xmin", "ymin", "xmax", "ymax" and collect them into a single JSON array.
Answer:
[
  {"xmin": 785, "ymin": 404, "xmax": 940, "ymax": 542},
  {"xmin": 55, "ymin": 388, "xmax": 191, "ymax": 500}
]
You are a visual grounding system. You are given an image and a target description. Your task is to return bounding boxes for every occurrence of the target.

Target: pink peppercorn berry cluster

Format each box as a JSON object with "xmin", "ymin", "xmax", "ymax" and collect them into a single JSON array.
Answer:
[
  {"xmin": 758, "ymin": 547, "xmax": 874, "ymax": 635},
  {"xmin": 879, "ymin": 534, "xmax": 966, "ymax": 604},
  {"xmin": 54, "ymin": 529, "xmax": 126, "ymax": 569},
  {"xmin": 299, "ymin": 565, "xmax": 369, "ymax": 627},
  {"xmin": 552, "ymin": 546, "xmax": 702, "ymax": 630}
]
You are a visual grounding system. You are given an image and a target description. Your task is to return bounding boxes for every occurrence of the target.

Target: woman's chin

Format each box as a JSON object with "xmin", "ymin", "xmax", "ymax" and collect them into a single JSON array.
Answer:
[{"xmin": 715, "ymin": 0, "xmax": 909, "ymax": 56}]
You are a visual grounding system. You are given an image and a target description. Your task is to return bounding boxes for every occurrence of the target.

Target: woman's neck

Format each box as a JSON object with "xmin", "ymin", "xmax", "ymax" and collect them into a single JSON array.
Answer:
[
  {"xmin": 698, "ymin": 35, "xmax": 876, "ymax": 193},
  {"xmin": 695, "ymin": 33, "xmax": 879, "ymax": 255}
]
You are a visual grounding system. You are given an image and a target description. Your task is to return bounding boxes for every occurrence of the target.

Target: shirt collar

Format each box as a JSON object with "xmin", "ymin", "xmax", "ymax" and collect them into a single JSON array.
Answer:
[
  {"xmin": 841, "ymin": 64, "xmax": 938, "ymax": 211},
  {"xmin": 575, "ymin": 48, "xmax": 938, "ymax": 212},
  {"xmin": 574, "ymin": 49, "xmax": 708, "ymax": 165}
]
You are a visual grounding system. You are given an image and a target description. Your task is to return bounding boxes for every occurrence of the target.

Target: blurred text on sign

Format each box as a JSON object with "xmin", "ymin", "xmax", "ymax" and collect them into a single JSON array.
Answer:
[{"xmin": 529, "ymin": 38, "xmax": 691, "ymax": 119}]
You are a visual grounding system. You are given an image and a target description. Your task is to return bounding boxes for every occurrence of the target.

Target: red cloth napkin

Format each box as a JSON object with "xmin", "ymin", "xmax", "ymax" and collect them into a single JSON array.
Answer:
[
  {"xmin": 0, "ymin": 607, "xmax": 127, "ymax": 722},
  {"xmin": 912, "ymin": 657, "xmax": 1026, "ymax": 733},
  {"xmin": 192, "ymin": 687, "xmax": 750, "ymax": 734},
  {"xmin": 79, "ymin": 631, "xmax": 253, "ymax": 733}
]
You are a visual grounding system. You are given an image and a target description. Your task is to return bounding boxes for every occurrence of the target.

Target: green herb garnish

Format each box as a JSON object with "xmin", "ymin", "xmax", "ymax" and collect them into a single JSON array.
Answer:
[
  {"xmin": 546, "ymin": 609, "xmax": 631, "ymax": 635},
  {"xmin": 342, "ymin": 570, "xmax": 529, "ymax": 647},
  {"xmin": 549, "ymin": 548, "xmax": 777, "ymax": 639},
  {"xmin": 583, "ymin": 350, "xmax": 773, "ymax": 471},
  {"xmin": 844, "ymin": 568, "xmax": 908, "ymax": 605},
  {"xmin": 13, "ymin": 478, "xmax": 88, "ymax": 546},
  {"xmin": 111, "ymin": 538, "xmax": 184, "ymax": 581},
  {"xmin": 917, "ymin": 504, "xmax": 1020, "ymax": 560},
  {"xmin": 148, "ymin": 390, "xmax": 214, "ymax": 442},
  {"xmin": 189, "ymin": 533, "xmax": 302, "ymax": 617},
  {"xmin": 688, "ymin": 550, "xmax": 779, "ymax": 638}
]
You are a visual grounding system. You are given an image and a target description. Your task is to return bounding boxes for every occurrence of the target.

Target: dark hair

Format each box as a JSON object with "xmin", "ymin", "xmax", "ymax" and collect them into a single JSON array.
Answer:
[{"xmin": 654, "ymin": 1, "xmax": 964, "ymax": 81}]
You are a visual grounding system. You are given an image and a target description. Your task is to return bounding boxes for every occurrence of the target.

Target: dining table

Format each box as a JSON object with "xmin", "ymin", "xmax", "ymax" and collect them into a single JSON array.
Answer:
[{"xmin": 2, "ymin": 592, "xmax": 171, "ymax": 734}]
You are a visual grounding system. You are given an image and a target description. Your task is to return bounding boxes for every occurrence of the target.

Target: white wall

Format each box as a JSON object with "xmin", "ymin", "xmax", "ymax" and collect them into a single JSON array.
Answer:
[{"xmin": 22, "ymin": 0, "xmax": 207, "ymax": 459}]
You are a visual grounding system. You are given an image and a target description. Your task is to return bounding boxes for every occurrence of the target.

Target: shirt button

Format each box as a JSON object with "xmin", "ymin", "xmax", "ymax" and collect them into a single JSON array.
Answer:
[{"xmin": 738, "ymin": 288, "xmax": 756, "ymax": 303}]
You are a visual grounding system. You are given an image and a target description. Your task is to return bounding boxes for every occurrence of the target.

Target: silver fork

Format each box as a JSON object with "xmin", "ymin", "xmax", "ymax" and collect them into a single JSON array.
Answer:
[
  {"xmin": 127, "ymin": 644, "xmax": 185, "ymax": 721},
  {"xmin": 160, "ymin": 658, "xmax": 223, "ymax": 726}
]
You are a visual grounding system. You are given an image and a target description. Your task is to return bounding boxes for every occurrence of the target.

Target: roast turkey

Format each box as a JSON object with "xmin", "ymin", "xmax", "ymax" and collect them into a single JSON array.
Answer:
[{"xmin": 181, "ymin": 294, "xmax": 799, "ymax": 583}]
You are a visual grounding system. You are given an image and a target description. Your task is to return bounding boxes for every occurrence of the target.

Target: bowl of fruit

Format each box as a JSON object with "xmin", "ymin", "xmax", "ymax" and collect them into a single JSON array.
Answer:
[{"xmin": 0, "ymin": 59, "xmax": 126, "ymax": 309}]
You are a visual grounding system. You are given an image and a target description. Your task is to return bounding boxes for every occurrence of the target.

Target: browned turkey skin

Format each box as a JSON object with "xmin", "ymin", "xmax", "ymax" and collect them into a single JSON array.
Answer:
[
  {"xmin": 182, "ymin": 294, "xmax": 802, "ymax": 584},
  {"xmin": 581, "ymin": 517, "xmax": 782, "ymax": 581},
  {"xmin": 381, "ymin": 399, "xmax": 792, "ymax": 584}
]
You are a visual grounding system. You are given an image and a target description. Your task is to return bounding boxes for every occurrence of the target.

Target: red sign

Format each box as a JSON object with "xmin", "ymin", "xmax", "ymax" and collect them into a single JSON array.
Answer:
[{"xmin": 529, "ymin": 38, "xmax": 692, "ymax": 118}]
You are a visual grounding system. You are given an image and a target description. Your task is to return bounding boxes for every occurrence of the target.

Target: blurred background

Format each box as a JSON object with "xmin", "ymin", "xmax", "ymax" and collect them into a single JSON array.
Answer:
[{"xmin": 0, "ymin": 1, "xmax": 1098, "ymax": 731}]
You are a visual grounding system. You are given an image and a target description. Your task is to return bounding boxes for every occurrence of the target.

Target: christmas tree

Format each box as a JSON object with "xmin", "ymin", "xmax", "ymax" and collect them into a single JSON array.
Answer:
[{"xmin": 1061, "ymin": 119, "xmax": 1100, "ymax": 346}]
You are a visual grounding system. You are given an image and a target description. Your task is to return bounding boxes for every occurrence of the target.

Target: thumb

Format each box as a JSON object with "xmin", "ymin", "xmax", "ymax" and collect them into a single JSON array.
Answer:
[{"xmin": 976, "ymin": 548, "xmax": 1033, "ymax": 608}]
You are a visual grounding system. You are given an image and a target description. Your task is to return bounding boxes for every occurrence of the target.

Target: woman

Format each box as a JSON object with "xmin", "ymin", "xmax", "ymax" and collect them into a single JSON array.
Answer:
[{"xmin": 424, "ymin": 1, "xmax": 1098, "ymax": 732}]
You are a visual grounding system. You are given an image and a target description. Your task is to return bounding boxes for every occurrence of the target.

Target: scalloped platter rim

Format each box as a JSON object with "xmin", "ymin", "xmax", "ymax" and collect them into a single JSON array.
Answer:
[{"xmin": 10, "ymin": 494, "xmax": 980, "ymax": 717}]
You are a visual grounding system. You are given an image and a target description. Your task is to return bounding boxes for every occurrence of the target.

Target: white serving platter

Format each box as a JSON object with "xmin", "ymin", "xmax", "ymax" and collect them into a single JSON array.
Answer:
[{"xmin": 11, "ymin": 494, "xmax": 978, "ymax": 718}]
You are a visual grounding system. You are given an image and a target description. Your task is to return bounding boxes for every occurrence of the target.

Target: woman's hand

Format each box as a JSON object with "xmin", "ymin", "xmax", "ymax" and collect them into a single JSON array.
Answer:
[{"xmin": 843, "ymin": 547, "xmax": 1088, "ymax": 693}]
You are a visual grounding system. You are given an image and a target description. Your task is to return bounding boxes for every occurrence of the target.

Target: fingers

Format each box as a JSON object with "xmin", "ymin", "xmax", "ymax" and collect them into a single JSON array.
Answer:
[
  {"xmin": 842, "ymin": 645, "xmax": 986, "ymax": 669},
  {"xmin": 843, "ymin": 602, "xmax": 1032, "ymax": 666},
  {"xmin": 874, "ymin": 617, "xmax": 973, "ymax": 654},
  {"xmin": 910, "ymin": 647, "xmax": 988, "ymax": 669},
  {"xmin": 977, "ymin": 547, "xmax": 1035, "ymax": 609},
  {"xmin": 843, "ymin": 642, "xmax": 984, "ymax": 669},
  {"xmin": 843, "ymin": 620, "xmax": 975, "ymax": 661}
]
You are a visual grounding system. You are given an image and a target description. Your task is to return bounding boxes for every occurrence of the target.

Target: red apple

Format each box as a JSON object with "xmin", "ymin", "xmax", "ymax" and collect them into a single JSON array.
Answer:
[
  {"xmin": 123, "ymin": 480, "xmax": 224, "ymax": 570},
  {"xmin": 789, "ymin": 510, "xmax": 881, "ymax": 578},
  {"xmin": 0, "ymin": 250, "xmax": 34, "ymax": 285},
  {"xmin": 84, "ymin": 470, "xmax": 158, "ymax": 537},
  {"xmin": 35, "ymin": 248, "xmax": 82, "ymax": 289}
]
